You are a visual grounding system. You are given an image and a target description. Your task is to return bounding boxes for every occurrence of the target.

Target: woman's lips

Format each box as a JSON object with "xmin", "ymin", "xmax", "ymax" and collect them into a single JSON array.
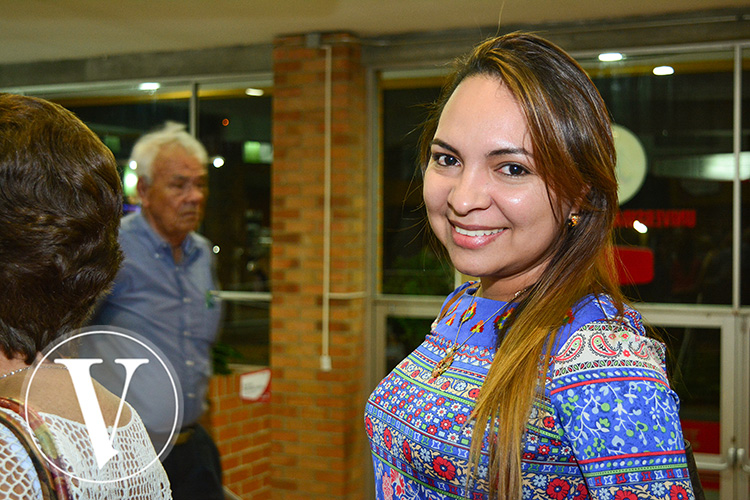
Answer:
[
  {"xmin": 454, "ymin": 226, "xmax": 503, "ymax": 237},
  {"xmin": 451, "ymin": 223, "xmax": 505, "ymax": 249}
]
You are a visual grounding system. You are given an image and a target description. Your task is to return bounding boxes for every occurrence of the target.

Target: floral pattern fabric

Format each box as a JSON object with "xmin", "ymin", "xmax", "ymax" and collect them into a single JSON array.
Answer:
[{"xmin": 365, "ymin": 282, "xmax": 694, "ymax": 499}]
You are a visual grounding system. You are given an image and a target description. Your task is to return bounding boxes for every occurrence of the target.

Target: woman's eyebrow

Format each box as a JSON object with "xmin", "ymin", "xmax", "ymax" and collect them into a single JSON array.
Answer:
[
  {"xmin": 487, "ymin": 146, "xmax": 533, "ymax": 158},
  {"xmin": 431, "ymin": 138, "xmax": 533, "ymax": 159},
  {"xmin": 430, "ymin": 138, "xmax": 459, "ymax": 155}
]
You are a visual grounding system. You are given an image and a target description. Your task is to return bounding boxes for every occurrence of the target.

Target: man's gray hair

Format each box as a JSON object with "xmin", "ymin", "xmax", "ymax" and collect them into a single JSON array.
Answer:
[{"xmin": 130, "ymin": 122, "xmax": 208, "ymax": 182}]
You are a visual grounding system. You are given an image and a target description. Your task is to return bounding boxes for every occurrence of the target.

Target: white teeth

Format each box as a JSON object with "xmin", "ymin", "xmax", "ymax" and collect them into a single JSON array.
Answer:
[{"xmin": 454, "ymin": 226, "xmax": 503, "ymax": 237}]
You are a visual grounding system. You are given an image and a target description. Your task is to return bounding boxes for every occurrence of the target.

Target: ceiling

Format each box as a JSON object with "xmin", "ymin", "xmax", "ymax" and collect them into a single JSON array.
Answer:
[{"xmin": 2, "ymin": 0, "xmax": 749, "ymax": 66}]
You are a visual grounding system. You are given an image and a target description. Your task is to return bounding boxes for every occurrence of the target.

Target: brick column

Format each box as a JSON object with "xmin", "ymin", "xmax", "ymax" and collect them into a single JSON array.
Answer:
[{"xmin": 271, "ymin": 33, "xmax": 368, "ymax": 500}]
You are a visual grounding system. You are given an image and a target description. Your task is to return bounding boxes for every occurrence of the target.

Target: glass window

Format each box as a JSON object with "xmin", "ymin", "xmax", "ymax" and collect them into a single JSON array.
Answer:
[
  {"xmin": 198, "ymin": 82, "xmax": 273, "ymax": 367},
  {"xmin": 580, "ymin": 50, "xmax": 736, "ymax": 305},
  {"xmin": 42, "ymin": 82, "xmax": 192, "ymax": 212},
  {"xmin": 197, "ymin": 83, "xmax": 272, "ymax": 293},
  {"xmin": 36, "ymin": 80, "xmax": 274, "ymax": 367},
  {"xmin": 381, "ymin": 82, "xmax": 452, "ymax": 296}
]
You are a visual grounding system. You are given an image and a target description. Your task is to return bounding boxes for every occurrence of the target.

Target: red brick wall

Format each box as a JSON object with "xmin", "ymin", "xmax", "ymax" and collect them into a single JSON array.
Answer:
[
  {"xmin": 208, "ymin": 372, "xmax": 271, "ymax": 499},
  {"xmin": 270, "ymin": 33, "xmax": 369, "ymax": 500}
]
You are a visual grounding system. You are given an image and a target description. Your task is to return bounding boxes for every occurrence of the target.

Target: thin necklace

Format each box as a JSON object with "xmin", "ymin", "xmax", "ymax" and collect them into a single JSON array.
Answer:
[
  {"xmin": 0, "ymin": 363, "xmax": 68, "ymax": 381},
  {"xmin": 431, "ymin": 285, "xmax": 528, "ymax": 379},
  {"xmin": 0, "ymin": 365, "xmax": 32, "ymax": 380}
]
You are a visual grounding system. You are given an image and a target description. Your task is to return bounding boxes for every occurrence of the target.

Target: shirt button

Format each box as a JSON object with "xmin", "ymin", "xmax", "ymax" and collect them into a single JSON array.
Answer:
[{"xmin": 186, "ymin": 360, "xmax": 195, "ymax": 367}]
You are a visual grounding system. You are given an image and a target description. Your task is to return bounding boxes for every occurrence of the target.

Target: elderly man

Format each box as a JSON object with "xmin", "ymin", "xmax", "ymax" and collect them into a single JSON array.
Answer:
[{"xmin": 88, "ymin": 122, "xmax": 224, "ymax": 500}]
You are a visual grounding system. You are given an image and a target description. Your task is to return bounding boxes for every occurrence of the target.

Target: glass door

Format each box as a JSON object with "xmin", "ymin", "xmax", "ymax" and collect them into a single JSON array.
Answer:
[{"xmin": 639, "ymin": 305, "xmax": 739, "ymax": 500}]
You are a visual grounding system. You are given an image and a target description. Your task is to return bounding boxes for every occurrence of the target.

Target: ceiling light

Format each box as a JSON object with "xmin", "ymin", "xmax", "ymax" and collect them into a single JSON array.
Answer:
[
  {"xmin": 653, "ymin": 66, "xmax": 675, "ymax": 76},
  {"xmin": 245, "ymin": 88, "xmax": 264, "ymax": 96},
  {"xmin": 598, "ymin": 52, "xmax": 623, "ymax": 62},
  {"xmin": 212, "ymin": 156, "xmax": 225, "ymax": 168},
  {"xmin": 138, "ymin": 82, "xmax": 161, "ymax": 91},
  {"xmin": 633, "ymin": 220, "xmax": 648, "ymax": 234}
]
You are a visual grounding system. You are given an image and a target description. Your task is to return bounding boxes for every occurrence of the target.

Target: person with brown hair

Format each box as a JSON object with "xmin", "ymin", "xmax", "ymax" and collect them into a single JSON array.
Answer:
[
  {"xmin": 365, "ymin": 33, "xmax": 695, "ymax": 499},
  {"xmin": 0, "ymin": 93, "xmax": 171, "ymax": 499}
]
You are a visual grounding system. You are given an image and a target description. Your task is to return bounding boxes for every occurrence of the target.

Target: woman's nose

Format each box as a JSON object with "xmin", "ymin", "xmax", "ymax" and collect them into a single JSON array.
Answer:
[{"xmin": 447, "ymin": 167, "xmax": 492, "ymax": 215}]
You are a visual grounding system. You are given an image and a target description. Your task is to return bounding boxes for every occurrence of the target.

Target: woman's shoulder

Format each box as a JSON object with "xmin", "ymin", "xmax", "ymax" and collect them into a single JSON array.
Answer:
[
  {"xmin": 550, "ymin": 295, "xmax": 667, "ymax": 380},
  {"xmin": 561, "ymin": 294, "xmax": 645, "ymax": 338},
  {"xmin": 433, "ymin": 282, "xmax": 477, "ymax": 319}
]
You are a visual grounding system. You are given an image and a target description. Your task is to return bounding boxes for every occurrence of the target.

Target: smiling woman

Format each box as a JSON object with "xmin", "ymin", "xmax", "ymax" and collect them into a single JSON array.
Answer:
[
  {"xmin": 365, "ymin": 32, "xmax": 697, "ymax": 500},
  {"xmin": 423, "ymin": 75, "xmax": 569, "ymax": 301}
]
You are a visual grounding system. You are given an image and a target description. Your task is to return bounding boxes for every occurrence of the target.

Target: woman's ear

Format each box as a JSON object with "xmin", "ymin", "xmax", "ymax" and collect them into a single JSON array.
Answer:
[{"xmin": 569, "ymin": 185, "xmax": 591, "ymax": 218}]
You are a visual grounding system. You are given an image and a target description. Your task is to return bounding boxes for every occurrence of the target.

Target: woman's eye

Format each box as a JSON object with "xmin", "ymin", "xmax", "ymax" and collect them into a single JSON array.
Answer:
[
  {"xmin": 499, "ymin": 163, "xmax": 528, "ymax": 176},
  {"xmin": 432, "ymin": 153, "xmax": 459, "ymax": 167}
]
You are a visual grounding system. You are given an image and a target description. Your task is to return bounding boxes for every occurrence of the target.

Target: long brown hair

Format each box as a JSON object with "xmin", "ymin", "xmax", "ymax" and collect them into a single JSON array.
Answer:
[{"xmin": 418, "ymin": 33, "xmax": 625, "ymax": 498}]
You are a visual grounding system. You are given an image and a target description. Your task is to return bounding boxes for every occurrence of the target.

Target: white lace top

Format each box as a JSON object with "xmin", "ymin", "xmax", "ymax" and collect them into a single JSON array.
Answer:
[{"xmin": 0, "ymin": 405, "xmax": 171, "ymax": 499}]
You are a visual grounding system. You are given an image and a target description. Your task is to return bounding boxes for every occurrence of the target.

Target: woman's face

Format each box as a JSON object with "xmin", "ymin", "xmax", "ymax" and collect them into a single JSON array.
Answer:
[{"xmin": 423, "ymin": 75, "xmax": 570, "ymax": 297}]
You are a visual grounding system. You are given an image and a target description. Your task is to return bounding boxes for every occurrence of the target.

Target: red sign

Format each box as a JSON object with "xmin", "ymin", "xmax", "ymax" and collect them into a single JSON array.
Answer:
[
  {"xmin": 616, "ymin": 209, "xmax": 696, "ymax": 229},
  {"xmin": 614, "ymin": 246, "xmax": 654, "ymax": 285}
]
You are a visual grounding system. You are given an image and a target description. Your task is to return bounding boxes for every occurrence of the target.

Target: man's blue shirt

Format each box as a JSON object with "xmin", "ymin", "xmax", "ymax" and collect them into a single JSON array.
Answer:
[{"xmin": 89, "ymin": 212, "xmax": 223, "ymax": 430}]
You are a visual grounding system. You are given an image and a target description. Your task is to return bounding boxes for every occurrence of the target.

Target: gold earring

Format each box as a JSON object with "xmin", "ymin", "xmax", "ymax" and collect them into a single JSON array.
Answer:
[{"xmin": 568, "ymin": 214, "xmax": 580, "ymax": 228}]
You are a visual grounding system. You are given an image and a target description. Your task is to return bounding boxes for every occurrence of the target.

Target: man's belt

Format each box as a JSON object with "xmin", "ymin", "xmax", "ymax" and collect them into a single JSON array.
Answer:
[{"xmin": 172, "ymin": 425, "xmax": 196, "ymax": 445}]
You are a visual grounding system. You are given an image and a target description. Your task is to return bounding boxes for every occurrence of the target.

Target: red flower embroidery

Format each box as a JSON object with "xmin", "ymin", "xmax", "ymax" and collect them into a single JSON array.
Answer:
[
  {"xmin": 432, "ymin": 456, "xmax": 457, "ymax": 480},
  {"xmin": 382, "ymin": 472, "xmax": 393, "ymax": 500},
  {"xmin": 455, "ymin": 414, "xmax": 467, "ymax": 424},
  {"xmin": 614, "ymin": 490, "xmax": 638, "ymax": 500},
  {"xmin": 538, "ymin": 445, "xmax": 550, "ymax": 455},
  {"xmin": 391, "ymin": 469, "xmax": 405, "ymax": 496},
  {"xmin": 427, "ymin": 425, "xmax": 437, "ymax": 435},
  {"xmin": 441, "ymin": 381, "xmax": 451, "ymax": 390},
  {"xmin": 384, "ymin": 428, "xmax": 393, "ymax": 449},
  {"xmin": 365, "ymin": 416, "xmax": 373, "ymax": 437},
  {"xmin": 546, "ymin": 478, "xmax": 570, "ymax": 500},
  {"xmin": 573, "ymin": 483, "xmax": 588, "ymax": 499},
  {"xmin": 436, "ymin": 397, "xmax": 446, "ymax": 406},
  {"xmin": 440, "ymin": 419, "xmax": 452, "ymax": 430},
  {"xmin": 468, "ymin": 388, "xmax": 481, "ymax": 399},
  {"xmin": 543, "ymin": 416, "xmax": 555, "ymax": 428},
  {"xmin": 402, "ymin": 441, "xmax": 412, "ymax": 463},
  {"xmin": 670, "ymin": 485, "xmax": 689, "ymax": 500}
]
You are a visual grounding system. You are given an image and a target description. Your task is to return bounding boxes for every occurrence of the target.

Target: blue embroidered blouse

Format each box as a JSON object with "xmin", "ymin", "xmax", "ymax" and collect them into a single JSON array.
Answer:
[{"xmin": 365, "ymin": 282, "xmax": 694, "ymax": 500}]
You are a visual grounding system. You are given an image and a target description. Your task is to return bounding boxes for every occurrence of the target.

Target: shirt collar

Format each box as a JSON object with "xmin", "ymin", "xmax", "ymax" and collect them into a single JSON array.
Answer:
[{"xmin": 130, "ymin": 212, "xmax": 199, "ymax": 261}]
